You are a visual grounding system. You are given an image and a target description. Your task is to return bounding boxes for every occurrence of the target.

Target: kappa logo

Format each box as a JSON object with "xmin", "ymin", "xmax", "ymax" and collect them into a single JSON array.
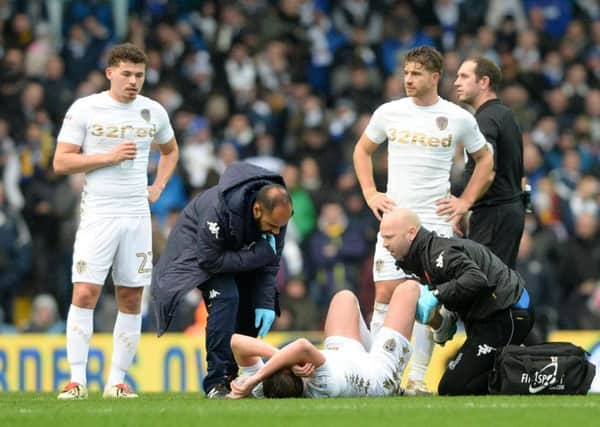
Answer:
[
  {"xmin": 476, "ymin": 344, "xmax": 496, "ymax": 357},
  {"xmin": 375, "ymin": 259, "xmax": 384, "ymax": 273},
  {"xmin": 435, "ymin": 251, "xmax": 444, "ymax": 268},
  {"xmin": 207, "ymin": 221, "xmax": 220, "ymax": 239},
  {"xmin": 208, "ymin": 289, "xmax": 221, "ymax": 299}
]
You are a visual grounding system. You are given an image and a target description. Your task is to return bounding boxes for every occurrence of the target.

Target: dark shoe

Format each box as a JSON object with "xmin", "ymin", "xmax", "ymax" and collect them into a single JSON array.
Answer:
[{"xmin": 206, "ymin": 383, "xmax": 230, "ymax": 399}]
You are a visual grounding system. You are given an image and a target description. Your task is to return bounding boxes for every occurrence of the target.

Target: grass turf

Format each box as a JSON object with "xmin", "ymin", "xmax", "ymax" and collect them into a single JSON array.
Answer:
[{"xmin": 1, "ymin": 393, "xmax": 599, "ymax": 427}]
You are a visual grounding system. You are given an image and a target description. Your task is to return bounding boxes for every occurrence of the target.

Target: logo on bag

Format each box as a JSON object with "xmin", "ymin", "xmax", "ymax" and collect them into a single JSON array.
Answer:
[{"xmin": 520, "ymin": 356, "xmax": 563, "ymax": 393}]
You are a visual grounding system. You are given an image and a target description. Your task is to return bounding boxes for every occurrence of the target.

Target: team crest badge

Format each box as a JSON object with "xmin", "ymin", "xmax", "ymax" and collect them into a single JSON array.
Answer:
[
  {"xmin": 375, "ymin": 259, "xmax": 384, "ymax": 273},
  {"xmin": 76, "ymin": 260, "xmax": 86, "ymax": 274},
  {"xmin": 435, "ymin": 116, "xmax": 448, "ymax": 130},
  {"xmin": 383, "ymin": 338, "xmax": 397, "ymax": 353},
  {"xmin": 140, "ymin": 108, "xmax": 151, "ymax": 122}
]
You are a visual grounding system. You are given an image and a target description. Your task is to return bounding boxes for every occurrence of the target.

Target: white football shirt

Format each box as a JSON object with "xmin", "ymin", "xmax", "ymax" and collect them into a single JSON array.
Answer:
[
  {"xmin": 365, "ymin": 96, "xmax": 486, "ymax": 227},
  {"xmin": 57, "ymin": 91, "xmax": 174, "ymax": 216}
]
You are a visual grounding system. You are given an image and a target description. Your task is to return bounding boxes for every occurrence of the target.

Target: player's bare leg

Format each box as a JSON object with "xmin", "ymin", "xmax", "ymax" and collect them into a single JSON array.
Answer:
[
  {"xmin": 324, "ymin": 290, "xmax": 372, "ymax": 349},
  {"xmin": 103, "ymin": 286, "xmax": 143, "ymax": 399}
]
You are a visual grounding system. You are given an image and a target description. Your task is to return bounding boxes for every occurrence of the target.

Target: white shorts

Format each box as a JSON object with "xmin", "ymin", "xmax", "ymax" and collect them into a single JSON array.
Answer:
[
  {"xmin": 72, "ymin": 215, "xmax": 152, "ymax": 287},
  {"xmin": 310, "ymin": 328, "xmax": 411, "ymax": 397},
  {"xmin": 368, "ymin": 327, "xmax": 412, "ymax": 395},
  {"xmin": 372, "ymin": 223, "xmax": 452, "ymax": 282}
]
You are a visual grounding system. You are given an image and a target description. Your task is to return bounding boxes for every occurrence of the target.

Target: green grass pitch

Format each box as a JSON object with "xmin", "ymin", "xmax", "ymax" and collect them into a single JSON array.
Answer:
[{"xmin": 1, "ymin": 393, "xmax": 599, "ymax": 427}]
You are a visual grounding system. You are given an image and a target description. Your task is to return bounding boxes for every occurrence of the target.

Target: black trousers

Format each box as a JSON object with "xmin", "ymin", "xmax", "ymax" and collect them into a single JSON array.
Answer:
[
  {"xmin": 468, "ymin": 200, "xmax": 525, "ymax": 269},
  {"xmin": 201, "ymin": 273, "xmax": 258, "ymax": 393},
  {"xmin": 438, "ymin": 306, "xmax": 534, "ymax": 395}
]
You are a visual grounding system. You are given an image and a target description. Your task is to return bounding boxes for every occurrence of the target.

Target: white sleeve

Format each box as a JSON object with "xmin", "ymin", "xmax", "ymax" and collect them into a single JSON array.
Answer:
[
  {"xmin": 56, "ymin": 99, "xmax": 87, "ymax": 145},
  {"xmin": 239, "ymin": 360, "xmax": 265, "ymax": 399},
  {"xmin": 363, "ymin": 105, "xmax": 387, "ymax": 144},
  {"xmin": 461, "ymin": 114, "xmax": 487, "ymax": 154},
  {"xmin": 153, "ymin": 104, "xmax": 175, "ymax": 144}
]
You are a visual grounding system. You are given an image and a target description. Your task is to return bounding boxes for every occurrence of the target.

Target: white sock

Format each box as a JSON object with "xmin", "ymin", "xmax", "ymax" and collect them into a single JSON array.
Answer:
[
  {"xmin": 408, "ymin": 322, "xmax": 434, "ymax": 381},
  {"xmin": 107, "ymin": 312, "xmax": 142, "ymax": 387},
  {"xmin": 369, "ymin": 302, "xmax": 388, "ymax": 338},
  {"xmin": 66, "ymin": 304, "xmax": 94, "ymax": 385}
]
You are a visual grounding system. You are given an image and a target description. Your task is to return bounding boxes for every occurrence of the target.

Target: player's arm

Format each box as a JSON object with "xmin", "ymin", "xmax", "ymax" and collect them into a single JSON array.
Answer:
[
  {"xmin": 53, "ymin": 141, "xmax": 136, "ymax": 175},
  {"xmin": 229, "ymin": 338, "xmax": 325, "ymax": 398},
  {"xmin": 459, "ymin": 144, "xmax": 494, "ymax": 206},
  {"xmin": 353, "ymin": 133, "xmax": 395, "ymax": 221},
  {"xmin": 148, "ymin": 137, "xmax": 179, "ymax": 203},
  {"xmin": 436, "ymin": 144, "xmax": 494, "ymax": 230},
  {"xmin": 230, "ymin": 333, "xmax": 279, "ymax": 367}
]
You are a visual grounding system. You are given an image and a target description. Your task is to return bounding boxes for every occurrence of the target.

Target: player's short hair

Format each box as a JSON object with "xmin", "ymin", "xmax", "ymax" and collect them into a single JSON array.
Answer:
[
  {"xmin": 256, "ymin": 184, "xmax": 292, "ymax": 212},
  {"xmin": 404, "ymin": 46, "xmax": 443, "ymax": 75},
  {"xmin": 470, "ymin": 56, "xmax": 502, "ymax": 93},
  {"xmin": 262, "ymin": 369, "xmax": 304, "ymax": 398},
  {"xmin": 107, "ymin": 43, "xmax": 148, "ymax": 67}
]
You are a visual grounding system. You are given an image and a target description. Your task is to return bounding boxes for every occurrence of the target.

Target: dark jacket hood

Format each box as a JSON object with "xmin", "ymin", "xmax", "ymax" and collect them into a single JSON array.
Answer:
[{"xmin": 218, "ymin": 162, "xmax": 286, "ymax": 242}]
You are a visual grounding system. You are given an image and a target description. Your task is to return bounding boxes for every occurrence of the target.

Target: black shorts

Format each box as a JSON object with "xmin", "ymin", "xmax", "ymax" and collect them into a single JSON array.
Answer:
[{"xmin": 468, "ymin": 200, "xmax": 525, "ymax": 269}]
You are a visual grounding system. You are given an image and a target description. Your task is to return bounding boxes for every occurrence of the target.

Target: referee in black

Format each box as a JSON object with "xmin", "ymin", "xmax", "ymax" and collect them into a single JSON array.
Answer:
[{"xmin": 453, "ymin": 56, "xmax": 525, "ymax": 269}]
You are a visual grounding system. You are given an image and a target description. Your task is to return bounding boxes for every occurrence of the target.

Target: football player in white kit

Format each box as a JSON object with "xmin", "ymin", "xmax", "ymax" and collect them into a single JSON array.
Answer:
[
  {"xmin": 53, "ymin": 44, "xmax": 179, "ymax": 399},
  {"xmin": 226, "ymin": 284, "xmax": 424, "ymax": 399},
  {"xmin": 353, "ymin": 46, "xmax": 494, "ymax": 394}
]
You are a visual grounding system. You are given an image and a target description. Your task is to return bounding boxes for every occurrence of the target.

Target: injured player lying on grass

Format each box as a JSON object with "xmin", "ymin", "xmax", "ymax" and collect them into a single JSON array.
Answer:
[{"xmin": 226, "ymin": 284, "xmax": 454, "ymax": 399}]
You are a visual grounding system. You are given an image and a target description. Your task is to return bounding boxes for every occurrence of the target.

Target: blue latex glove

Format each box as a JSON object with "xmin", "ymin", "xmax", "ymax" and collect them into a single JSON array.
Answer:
[
  {"xmin": 261, "ymin": 233, "xmax": 276, "ymax": 254},
  {"xmin": 255, "ymin": 308, "xmax": 276, "ymax": 338},
  {"xmin": 416, "ymin": 285, "xmax": 439, "ymax": 324}
]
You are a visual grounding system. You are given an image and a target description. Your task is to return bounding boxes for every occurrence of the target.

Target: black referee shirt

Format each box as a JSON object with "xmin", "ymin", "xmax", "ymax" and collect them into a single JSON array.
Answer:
[{"xmin": 464, "ymin": 99, "xmax": 524, "ymax": 208}]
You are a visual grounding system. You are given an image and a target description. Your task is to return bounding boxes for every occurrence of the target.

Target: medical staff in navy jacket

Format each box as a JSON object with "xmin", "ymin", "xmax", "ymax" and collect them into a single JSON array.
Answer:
[{"xmin": 151, "ymin": 162, "xmax": 292, "ymax": 398}]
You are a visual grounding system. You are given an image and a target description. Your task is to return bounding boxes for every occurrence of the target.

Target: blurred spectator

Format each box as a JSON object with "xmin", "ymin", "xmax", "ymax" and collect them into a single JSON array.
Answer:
[
  {"xmin": 306, "ymin": 200, "xmax": 367, "ymax": 315},
  {"xmin": 486, "ymin": 0, "xmax": 527, "ymax": 31},
  {"xmin": 225, "ymin": 42, "xmax": 256, "ymax": 108},
  {"xmin": 0, "ymin": 180, "xmax": 31, "ymax": 324},
  {"xmin": 42, "ymin": 56, "xmax": 74, "ymax": 125},
  {"xmin": 516, "ymin": 228, "xmax": 559, "ymax": 339},
  {"xmin": 244, "ymin": 133, "xmax": 285, "ymax": 173},
  {"xmin": 0, "ymin": 119, "xmax": 24, "ymax": 210},
  {"xmin": 281, "ymin": 163, "xmax": 316, "ymax": 243},
  {"xmin": 24, "ymin": 21, "xmax": 55, "ymax": 78},
  {"xmin": 275, "ymin": 276, "xmax": 320, "ymax": 331},
  {"xmin": 558, "ymin": 212, "xmax": 600, "ymax": 329},
  {"xmin": 180, "ymin": 116, "xmax": 216, "ymax": 194},
  {"xmin": 22, "ymin": 293, "xmax": 65, "ymax": 333},
  {"xmin": 61, "ymin": 18, "xmax": 109, "ymax": 85},
  {"xmin": 524, "ymin": 1, "xmax": 573, "ymax": 40}
]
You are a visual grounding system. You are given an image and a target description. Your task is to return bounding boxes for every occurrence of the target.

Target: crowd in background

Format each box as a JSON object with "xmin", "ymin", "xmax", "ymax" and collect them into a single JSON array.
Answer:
[{"xmin": 0, "ymin": 0, "xmax": 599, "ymax": 338}]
